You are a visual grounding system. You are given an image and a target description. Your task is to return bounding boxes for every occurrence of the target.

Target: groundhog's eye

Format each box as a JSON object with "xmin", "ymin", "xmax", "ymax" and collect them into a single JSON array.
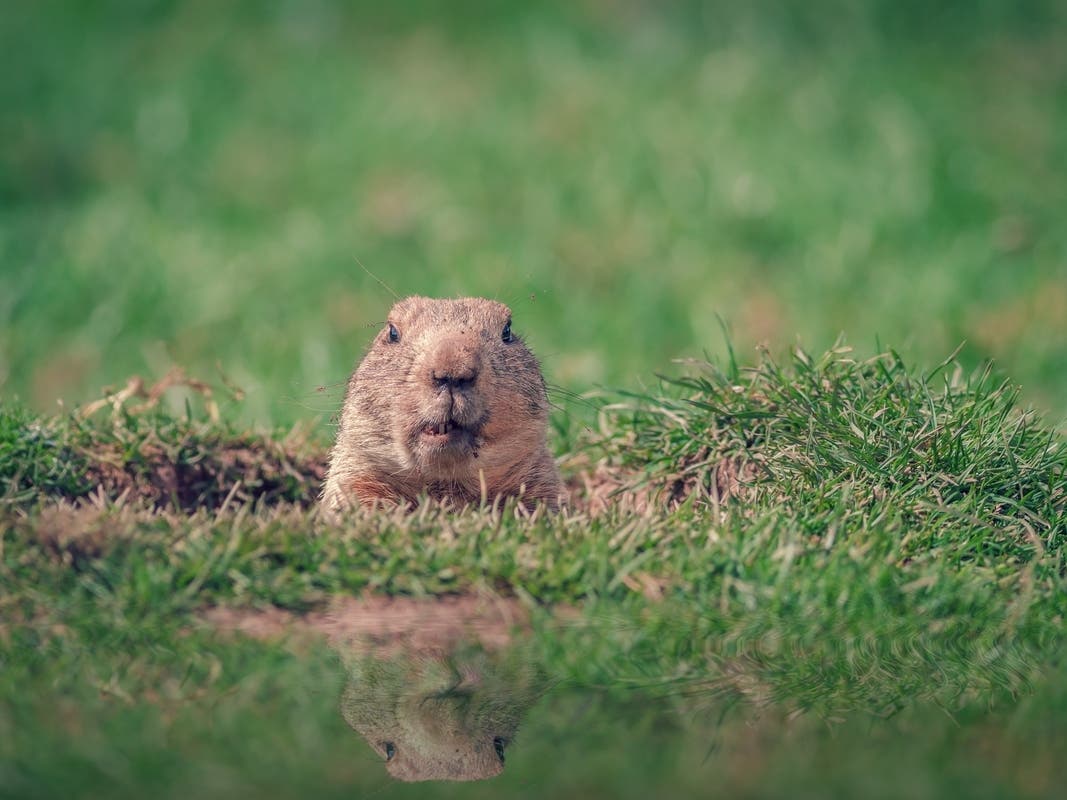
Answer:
[
  {"xmin": 493, "ymin": 737, "xmax": 507, "ymax": 764},
  {"xmin": 387, "ymin": 323, "xmax": 399, "ymax": 343},
  {"xmin": 501, "ymin": 320, "xmax": 513, "ymax": 343},
  {"xmin": 382, "ymin": 741, "xmax": 396, "ymax": 761}
]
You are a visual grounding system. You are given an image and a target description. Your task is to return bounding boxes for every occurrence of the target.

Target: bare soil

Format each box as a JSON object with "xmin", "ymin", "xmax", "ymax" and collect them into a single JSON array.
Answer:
[{"xmin": 203, "ymin": 594, "xmax": 533, "ymax": 651}]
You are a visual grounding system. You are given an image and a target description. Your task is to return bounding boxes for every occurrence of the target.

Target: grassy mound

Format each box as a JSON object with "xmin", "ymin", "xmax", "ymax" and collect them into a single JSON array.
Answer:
[
  {"xmin": 1, "ymin": 398, "xmax": 322, "ymax": 512},
  {"xmin": 598, "ymin": 345, "xmax": 1065, "ymax": 563}
]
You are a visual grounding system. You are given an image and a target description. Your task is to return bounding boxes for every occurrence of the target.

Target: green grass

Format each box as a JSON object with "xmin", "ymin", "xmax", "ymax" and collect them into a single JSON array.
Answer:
[{"xmin": 3, "ymin": 1, "xmax": 1067, "ymax": 796}]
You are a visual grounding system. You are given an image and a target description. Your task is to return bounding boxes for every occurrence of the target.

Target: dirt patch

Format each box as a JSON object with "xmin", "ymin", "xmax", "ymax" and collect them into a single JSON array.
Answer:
[
  {"xmin": 203, "ymin": 594, "xmax": 532, "ymax": 651},
  {"xmin": 34, "ymin": 504, "xmax": 117, "ymax": 566},
  {"xmin": 65, "ymin": 370, "xmax": 325, "ymax": 511},
  {"xmin": 81, "ymin": 435, "xmax": 324, "ymax": 511},
  {"xmin": 562, "ymin": 451, "xmax": 760, "ymax": 515}
]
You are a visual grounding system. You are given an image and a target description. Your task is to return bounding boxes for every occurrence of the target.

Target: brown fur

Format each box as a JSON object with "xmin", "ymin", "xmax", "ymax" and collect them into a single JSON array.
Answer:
[{"xmin": 321, "ymin": 296, "xmax": 561, "ymax": 513}]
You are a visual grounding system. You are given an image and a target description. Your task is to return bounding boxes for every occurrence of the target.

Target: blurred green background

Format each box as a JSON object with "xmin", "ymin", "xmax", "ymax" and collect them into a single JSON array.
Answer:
[{"xmin": 2, "ymin": 0, "xmax": 1065, "ymax": 427}]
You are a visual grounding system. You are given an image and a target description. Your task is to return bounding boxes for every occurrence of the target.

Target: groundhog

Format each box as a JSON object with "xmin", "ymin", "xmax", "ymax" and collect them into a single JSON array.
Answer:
[{"xmin": 321, "ymin": 296, "xmax": 561, "ymax": 512}]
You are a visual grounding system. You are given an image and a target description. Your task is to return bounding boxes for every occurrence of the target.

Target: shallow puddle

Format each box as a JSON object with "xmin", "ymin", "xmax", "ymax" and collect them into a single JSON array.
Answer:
[
  {"xmin": 195, "ymin": 597, "xmax": 1067, "ymax": 796},
  {"xmin": 2, "ymin": 594, "xmax": 1062, "ymax": 799}
]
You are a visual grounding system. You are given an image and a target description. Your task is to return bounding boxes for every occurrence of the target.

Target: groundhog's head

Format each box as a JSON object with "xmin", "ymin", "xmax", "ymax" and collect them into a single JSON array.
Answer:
[
  {"xmin": 349, "ymin": 296, "xmax": 550, "ymax": 482},
  {"xmin": 339, "ymin": 645, "xmax": 547, "ymax": 782}
]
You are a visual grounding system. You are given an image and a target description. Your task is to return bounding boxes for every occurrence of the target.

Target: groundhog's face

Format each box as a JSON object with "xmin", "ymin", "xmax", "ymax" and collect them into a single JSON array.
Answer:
[
  {"xmin": 355, "ymin": 297, "xmax": 550, "ymax": 480},
  {"xmin": 340, "ymin": 645, "xmax": 547, "ymax": 783}
]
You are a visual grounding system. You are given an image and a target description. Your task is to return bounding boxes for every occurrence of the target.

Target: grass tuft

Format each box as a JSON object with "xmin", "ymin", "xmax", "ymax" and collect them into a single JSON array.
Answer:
[{"xmin": 596, "ymin": 345, "xmax": 1065, "ymax": 566}]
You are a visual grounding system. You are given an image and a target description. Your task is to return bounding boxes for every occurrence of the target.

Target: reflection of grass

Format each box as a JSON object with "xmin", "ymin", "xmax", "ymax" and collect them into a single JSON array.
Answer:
[
  {"xmin": 2, "ymin": 343, "xmax": 1065, "ymax": 795},
  {"xmin": 3, "ymin": 1, "xmax": 1067, "ymax": 425}
]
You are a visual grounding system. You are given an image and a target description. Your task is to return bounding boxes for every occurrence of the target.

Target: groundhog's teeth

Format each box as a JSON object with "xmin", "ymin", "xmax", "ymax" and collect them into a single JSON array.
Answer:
[{"xmin": 424, "ymin": 422, "xmax": 456, "ymax": 436}]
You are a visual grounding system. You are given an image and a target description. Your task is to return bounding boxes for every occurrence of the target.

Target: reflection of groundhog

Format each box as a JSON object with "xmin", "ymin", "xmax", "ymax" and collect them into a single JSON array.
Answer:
[
  {"xmin": 321, "ymin": 297, "xmax": 561, "ymax": 512},
  {"xmin": 338, "ymin": 645, "xmax": 548, "ymax": 782}
]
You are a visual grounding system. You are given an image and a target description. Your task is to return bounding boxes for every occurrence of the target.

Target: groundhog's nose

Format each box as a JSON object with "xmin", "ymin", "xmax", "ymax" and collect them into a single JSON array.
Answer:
[
  {"xmin": 428, "ymin": 338, "xmax": 480, "ymax": 391},
  {"xmin": 432, "ymin": 365, "xmax": 478, "ymax": 390}
]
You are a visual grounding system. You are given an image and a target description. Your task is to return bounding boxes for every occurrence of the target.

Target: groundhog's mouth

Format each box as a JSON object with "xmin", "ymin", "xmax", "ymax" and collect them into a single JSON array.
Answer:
[{"xmin": 418, "ymin": 421, "xmax": 475, "ymax": 448}]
